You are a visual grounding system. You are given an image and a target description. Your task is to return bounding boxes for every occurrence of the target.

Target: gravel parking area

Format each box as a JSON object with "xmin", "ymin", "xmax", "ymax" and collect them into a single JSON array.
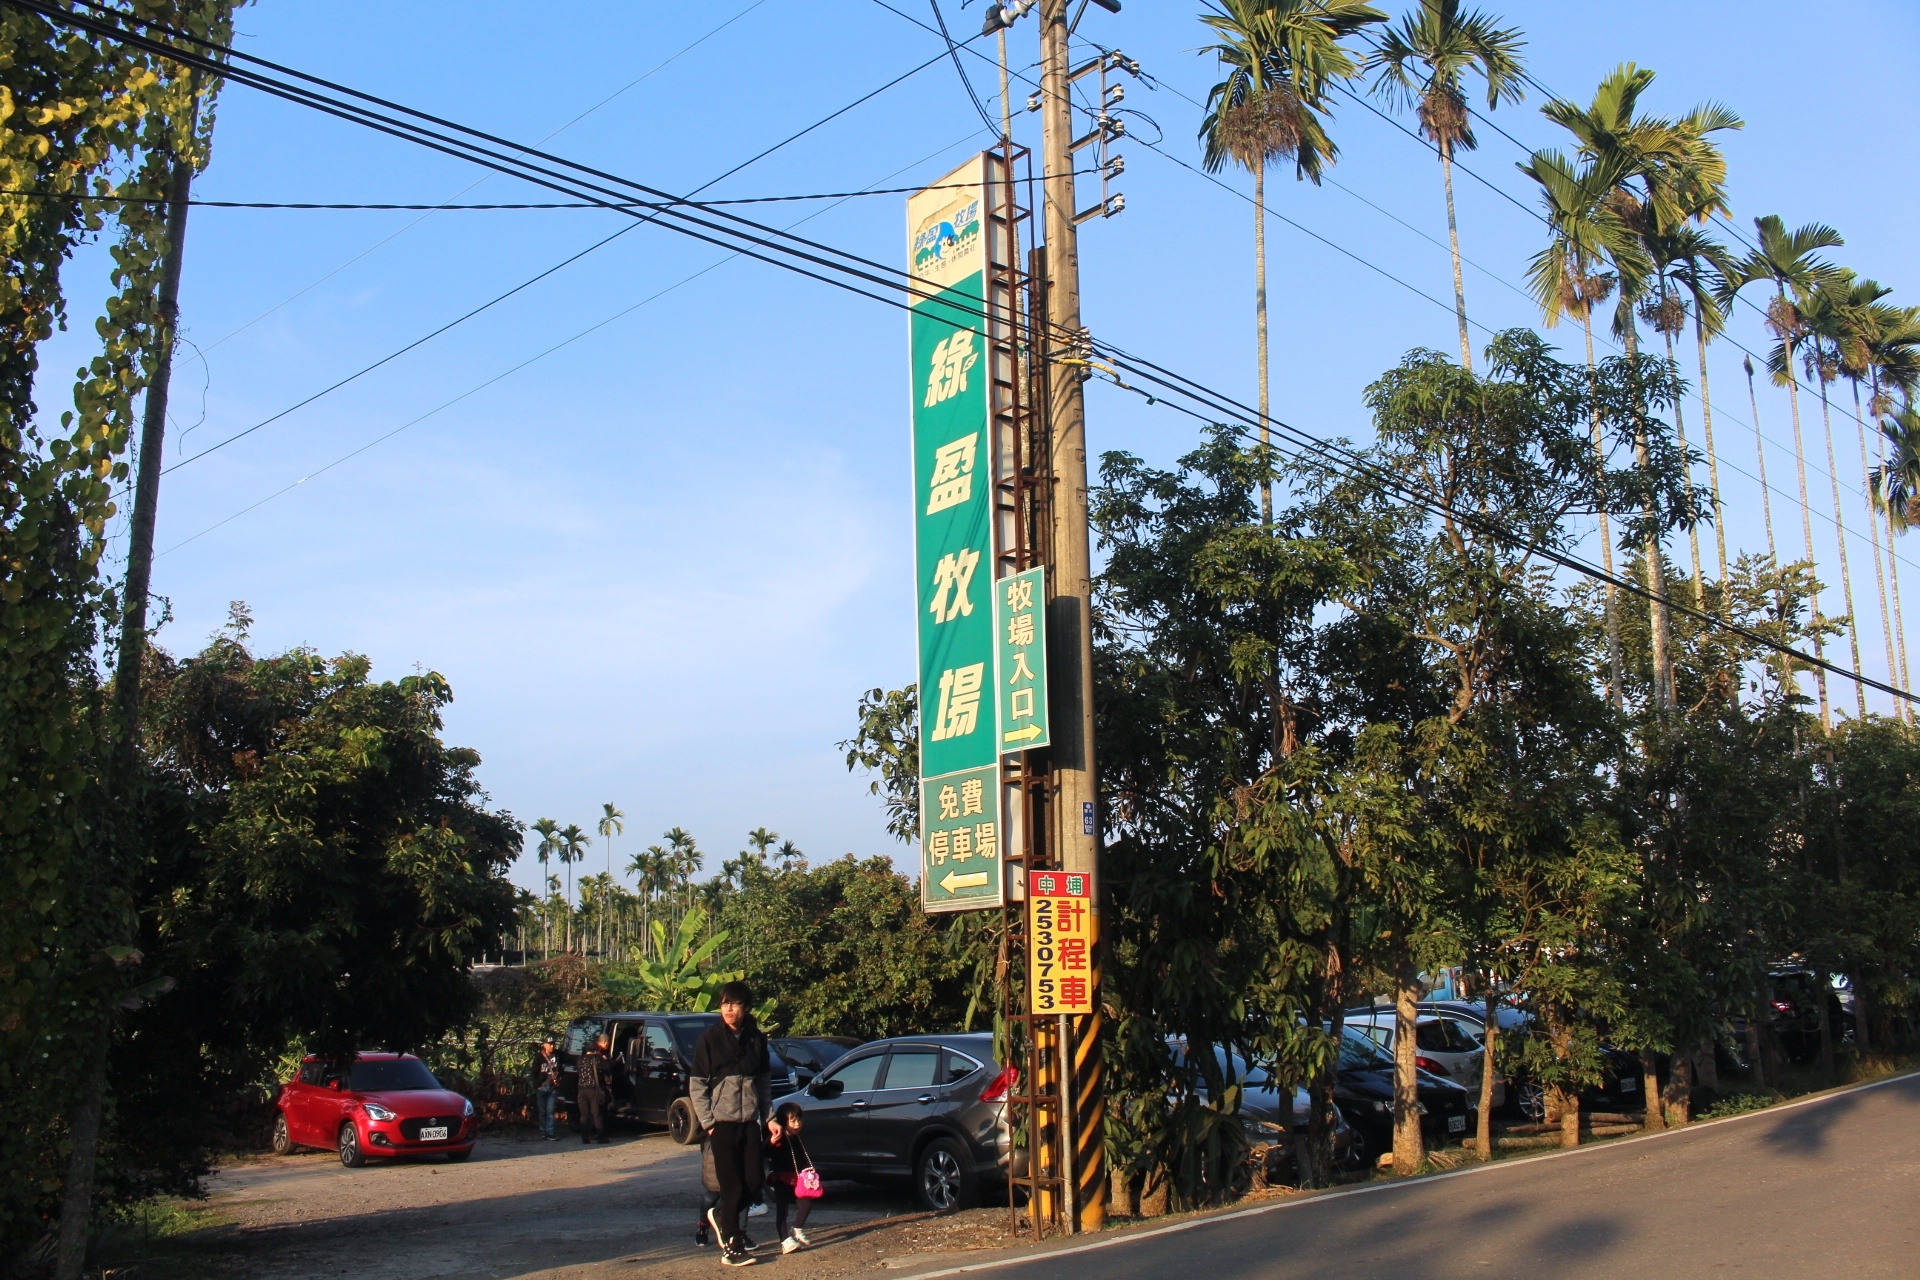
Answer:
[{"xmin": 196, "ymin": 1127, "xmax": 1020, "ymax": 1280}]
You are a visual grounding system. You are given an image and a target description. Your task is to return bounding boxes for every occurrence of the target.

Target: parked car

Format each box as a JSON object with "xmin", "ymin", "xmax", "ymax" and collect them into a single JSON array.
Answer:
[
  {"xmin": 1418, "ymin": 998, "xmax": 1531, "ymax": 1034},
  {"xmin": 1331, "ymin": 1026, "xmax": 1473, "ymax": 1160},
  {"xmin": 1344, "ymin": 1008, "xmax": 1507, "ymax": 1110},
  {"xmin": 770, "ymin": 1035, "xmax": 862, "ymax": 1087},
  {"xmin": 557, "ymin": 1011, "xmax": 798, "ymax": 1142},
  {"xmin": 1420, "ymin": 1004, "xmax": 1648, "ymax": 1119},
  {"xmin": 273, "ymin": 1052, "xmax": 476, "ymax": 1167},
  {"xmin": 1169, "ymin": 1042, "xmax": 1361, "ymax": 1176},
  {"xmin": 1765, "ymin": 968, "xmax": 1851, "ymax": 1062},
  {"xmin": 788, "ymin": 1032, "xmax": 1012, "ymax": 1212}
]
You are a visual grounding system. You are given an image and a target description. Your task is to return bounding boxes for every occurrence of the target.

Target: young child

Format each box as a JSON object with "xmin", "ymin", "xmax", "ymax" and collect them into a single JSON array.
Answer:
[{"xmin": 764, "ymin": 1103, "xmax": 818, "ymax": 1253}]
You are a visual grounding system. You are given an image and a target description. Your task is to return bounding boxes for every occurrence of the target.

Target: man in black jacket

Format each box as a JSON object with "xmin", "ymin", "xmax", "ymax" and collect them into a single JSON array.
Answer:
[
  {"xmin": 575, "ymin": 1033, "xmax": 612, "ymax": 1144},
  {"xmin": 692, "ymin": 982, "xmax": 772, "ymax": 1267}
]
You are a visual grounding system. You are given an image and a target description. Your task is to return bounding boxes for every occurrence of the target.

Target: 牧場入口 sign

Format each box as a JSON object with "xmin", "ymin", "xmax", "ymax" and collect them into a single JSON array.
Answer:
[{"xmin": 911, "ymin": 155, "xmax": 1001, "ymax": 912}]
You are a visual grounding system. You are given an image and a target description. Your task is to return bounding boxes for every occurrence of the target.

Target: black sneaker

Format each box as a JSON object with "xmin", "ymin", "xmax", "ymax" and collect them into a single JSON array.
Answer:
[{"xmin": 720, "ymin": 1243, "xmax": 755, "ymax": 1267}]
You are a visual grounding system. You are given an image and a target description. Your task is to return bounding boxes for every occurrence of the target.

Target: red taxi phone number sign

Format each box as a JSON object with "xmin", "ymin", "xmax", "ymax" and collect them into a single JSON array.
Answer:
[{"xmin": 1028, "ymin": 871, "xmax": 1093, "ymax": 1015}]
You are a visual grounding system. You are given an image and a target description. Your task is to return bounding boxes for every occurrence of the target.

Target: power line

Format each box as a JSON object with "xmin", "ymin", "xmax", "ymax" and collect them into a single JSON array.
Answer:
[
  {"xmin": 4, "ymin": 176, "xmax": 1095, "ymax": 210},
  {"xmin": 160, "ymin": 129, "xmax": 992, "ymax": 557},
  {"xmin": 103, "ymin": 31, "xmax": 967, "ymax": 474},
  {"xmin": 46, "ymin": 0, "xmax": 1902, "ymax": 703},
  {"xmin": 193, "ymin": 0, "xmax": 773, "ymax": 355}
]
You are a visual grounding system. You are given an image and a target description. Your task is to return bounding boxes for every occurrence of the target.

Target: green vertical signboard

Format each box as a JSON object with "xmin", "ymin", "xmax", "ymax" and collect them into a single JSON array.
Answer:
[
  {"xmin": 911, "ymin": 155, "xmax": 1002, "ymax": 913},
  {"xmin": 995, "ymin": 565, "xmax": 1050, "ymax": 751}
]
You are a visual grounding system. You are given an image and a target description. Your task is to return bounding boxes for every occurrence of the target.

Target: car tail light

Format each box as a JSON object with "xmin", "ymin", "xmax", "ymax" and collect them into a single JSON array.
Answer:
[
  {"xmin": 1771, "ymin": 1000, "xmax": 1795, "ymax": 1014},
  {"xmin": 980, "ymin": 1065, "xmax": 1018, "ymax": 1103},
  {"xmin": 1415, "ymin": 1055, "xmax": 1449, "ymax": 1077}
]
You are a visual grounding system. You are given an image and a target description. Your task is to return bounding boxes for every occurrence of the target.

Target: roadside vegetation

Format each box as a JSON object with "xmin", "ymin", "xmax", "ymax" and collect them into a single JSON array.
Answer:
[{"xmin": 5, "ymin": 0, "xmax": 1920, "ymax": 1273}]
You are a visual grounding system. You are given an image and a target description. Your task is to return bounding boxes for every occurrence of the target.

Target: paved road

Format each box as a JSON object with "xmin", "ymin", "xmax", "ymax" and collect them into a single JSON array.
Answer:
[{"xmin": 916, "ymin": 1073, "xmax": 1920, "ymax": 1280}]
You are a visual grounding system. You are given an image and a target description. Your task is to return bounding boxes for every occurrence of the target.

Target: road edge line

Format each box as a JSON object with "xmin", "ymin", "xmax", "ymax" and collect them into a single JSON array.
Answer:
[{"xmin": 895, "ymin": 1067, "xmax": 1920, "ymax": 1280}]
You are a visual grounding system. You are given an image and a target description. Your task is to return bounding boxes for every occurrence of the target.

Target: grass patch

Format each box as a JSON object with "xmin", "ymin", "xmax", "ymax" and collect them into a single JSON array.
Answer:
[
  {"xmin": 1697, "ymin": 1091, "xmax": 1780, "ymax": 1120},
  {"xmin": 92, "ymin": 1198, "xmax": 242, "ymax": 1280}
]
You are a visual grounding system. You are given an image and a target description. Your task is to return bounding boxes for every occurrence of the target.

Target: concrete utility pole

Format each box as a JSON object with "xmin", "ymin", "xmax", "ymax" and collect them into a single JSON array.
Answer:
[{"xmin": 1038, "ymin": 0, "xmax": 1104, "ymax": 1233}]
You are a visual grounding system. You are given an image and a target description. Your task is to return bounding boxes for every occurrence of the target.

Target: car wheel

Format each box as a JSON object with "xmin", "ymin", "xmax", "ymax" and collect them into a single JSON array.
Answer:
[
  {"xmin": 1344, "ymin": 1124, "xmax": 1371, "ymax": 1171},
  {"xmin": 271, "ymin": 1113, "xmax": 294, "ymax": 1156},
  {"xmin": 667, "ymin": 1099, "xmax": 701, "ymax": 1146},
  {"xmin": 338, "ymin": 1123, "xmax": 367, "ymax": 1168},
  {"xmin": 1516, "ymin": 1082, "xmax": 1545, "ymax": 1123},
  {"xmin": 915, "ymin": 1137, "xmax": 975, "ymax": 1213}
]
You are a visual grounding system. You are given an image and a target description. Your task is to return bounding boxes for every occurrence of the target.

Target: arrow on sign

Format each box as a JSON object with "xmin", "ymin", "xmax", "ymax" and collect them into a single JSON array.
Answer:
[
  {"xmin": 1003, "ymin": 723, "xmax": 1044, "ymax": 744},
  {"xmin": 939, "ymin": 869, "xmax": 991, "ymax": 894}
]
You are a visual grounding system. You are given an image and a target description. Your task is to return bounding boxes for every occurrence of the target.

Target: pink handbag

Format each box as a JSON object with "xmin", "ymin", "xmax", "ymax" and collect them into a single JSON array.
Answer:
[{"xmin": 792, "ymin": 1140, "xmax": 824, "ymax": 1198}]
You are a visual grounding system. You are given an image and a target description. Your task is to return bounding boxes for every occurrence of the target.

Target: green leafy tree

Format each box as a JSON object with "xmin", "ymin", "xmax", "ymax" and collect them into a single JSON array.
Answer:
[
  {"xmin": 612, "ymin": 905, "xmax": 742, "ymax": 1013},
  {"xmin": 1366, "ymin": 0, "xmax": 1527, "ymax": 370},
  {"xmin": 717, "ymin": 856, "xmax": 968, "ymax": 1040},
  {"xmin": 841, "ymin": 685, "xmax": 920, "ymax": 843}
]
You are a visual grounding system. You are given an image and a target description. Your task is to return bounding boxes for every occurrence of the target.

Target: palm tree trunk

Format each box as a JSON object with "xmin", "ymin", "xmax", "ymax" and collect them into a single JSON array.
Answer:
[
  {"xmin": 1878, "ymin": 425, "xmax": 1914, "ymax": 704},
  {"xmin": 1624, "ymin": 322, "xmax": 1675, "ymax": 711},
  {"xmin": 1746, "ymin": 359, "xmax": 1780, "ymax": 570},
  {"xmin": 1439, "ymin": 141, "xmax": 1473, "ymax": 372},
  {"xmin": 1816, "ymin": 377, "xmax": 1863, "ymax": 717},
  {"xmin": 1780, "ymin": 316, "xmax": 1831, "ymax": 728},
  {"xmin": 1665, "ymin": 328, "xmax": 1705, "ymax": 605},
  {"xmin": 1856, "ymin": 387, "xmax": 1900, "ymax": 722},
  {"xmin": 1255, "ymin": 154, "xmax": 1272, "ymax": 525},
  {"xmin": 1585, "ymin": 316, "xmax": 1625, "ymax": 710},
  {"xmin": 1696, "ymin": 314, "xmax": 1728, "ymax": 584}
]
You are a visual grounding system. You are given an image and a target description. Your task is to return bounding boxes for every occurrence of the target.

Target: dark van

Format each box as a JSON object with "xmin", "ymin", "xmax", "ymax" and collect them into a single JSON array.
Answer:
[{"xmin": 558, "ymin": 1011, "xmax": 797, "ymax": 1143}]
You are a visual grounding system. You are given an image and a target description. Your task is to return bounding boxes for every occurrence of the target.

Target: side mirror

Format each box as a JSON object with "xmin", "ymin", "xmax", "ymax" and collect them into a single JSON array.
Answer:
[
  {"xmin": 328, "ymin": 1079, "xmax": 344, "ymax": 1091},
  {"xmin": 648, "ymin": 1046, "xmax": 674, "ymax": 1062},
  {"xmin": 809, "ymin": 1078, "xmax": 844, "ymax": 1100}
]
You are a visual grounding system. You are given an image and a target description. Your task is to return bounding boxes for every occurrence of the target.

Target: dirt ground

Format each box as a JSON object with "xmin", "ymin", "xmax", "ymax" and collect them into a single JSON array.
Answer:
[{"xmin": 185, "ymin": 1126, "xmax": 1037, "ymax": 1280}]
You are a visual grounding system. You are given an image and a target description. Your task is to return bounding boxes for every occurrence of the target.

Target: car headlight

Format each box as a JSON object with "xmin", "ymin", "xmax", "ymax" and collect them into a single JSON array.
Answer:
[
  {"xmin": 363, "ymin": 1103, "xmax": 396, "ymax": 1121},
  {"xmin": 462, "ymin": 1098, "xmax": 475, "ymax": 1118}
]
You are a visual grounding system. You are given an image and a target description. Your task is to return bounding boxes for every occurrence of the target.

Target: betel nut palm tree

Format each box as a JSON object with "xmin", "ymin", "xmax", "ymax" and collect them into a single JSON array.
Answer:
[
  {"xmin": 558, "ymin": 822, "xmax": 591, "ymax": 952},
  {"xmin": 597, "ymin": 802, "xmax": 625, "ymax": 956},
  {"xmin": 1663, "ymin": 225, "xmax": 1736, "ymax": 587},
  {"xmin": 1834, "ymin": 280, "xmax": 1908, "ymax": 717},
  {"xmin": 1542, "ymin": 63, "xmax": 1738, "ymax": 715},
  {"xmin": 1800, "ymin": 276, "xmax": 1870, "ymax": 716},
  {"xmin": 1366, "ymin": 0, "xmax": 1526, "ymax": 372},
  {"xmin": 1519, "ymin": 145, "xmax": 1637, "ymax": 709},
  {"xmin": 1723, "ymin": 216, "xmax": 1847, "ymax": 726},
  {"xmin": 1200, "ymin": 0, "xmax": 1385, "ymax": 524},
  {"xmin": 532, "ymin": 816, "xmax": 561, "ymax": 957},
  {"xmin": 1864, "ymin": 304, "xmax": 1920, "ymax": 703}
]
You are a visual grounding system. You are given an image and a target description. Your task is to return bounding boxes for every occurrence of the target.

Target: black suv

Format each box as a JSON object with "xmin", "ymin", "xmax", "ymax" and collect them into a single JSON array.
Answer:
[
  {"xmin": 558, "ymin": 1012, "xmax": 797, "ymax": 1143},
  {"xmin": 789, "ymin": 1032, "xmax": 1012, "ymax": 1212}
]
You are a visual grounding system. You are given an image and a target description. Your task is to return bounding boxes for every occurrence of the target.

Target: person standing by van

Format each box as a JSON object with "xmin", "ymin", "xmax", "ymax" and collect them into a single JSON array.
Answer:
[
  {"xmin": 692, "ymin": 982, "xmax": 771, "ymax": 1268},
  {"xmin": 531, "ymin": 1040, "xmax": 561, "ymax": 1140},
  {"xmin": 575, "ymin": 1033, "xmax": 612, "ymax": 1144}
]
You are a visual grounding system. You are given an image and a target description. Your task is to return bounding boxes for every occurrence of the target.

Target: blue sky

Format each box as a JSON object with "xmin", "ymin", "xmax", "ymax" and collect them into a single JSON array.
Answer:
[{"xmin": 38, "ymin": 1, "xmax": 1919, "ymax": 895}]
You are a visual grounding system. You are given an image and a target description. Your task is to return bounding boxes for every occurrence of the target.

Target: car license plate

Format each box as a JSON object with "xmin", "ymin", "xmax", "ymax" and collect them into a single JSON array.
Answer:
[
  {"xmin": 1447, "ymin": 1115, "xmax": 1466, "ymax": 1133},
  {"xmin": 419, "ymin": 1126, "xmax": 449, "ymax": 1141},
  {"xmin": 1620, "ymin": 1077, "xmax": 1638, "ymax": 1091}
]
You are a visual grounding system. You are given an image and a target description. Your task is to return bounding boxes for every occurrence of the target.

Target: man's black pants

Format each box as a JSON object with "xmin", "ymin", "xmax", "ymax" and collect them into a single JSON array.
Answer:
[
  {"xmin": 576, "ymin": 1088, "xmax": 607, "ymax": 1142},
  {"xmin": 710, "ymin": 1120, "xmax": 764, "ymax": 1247}
]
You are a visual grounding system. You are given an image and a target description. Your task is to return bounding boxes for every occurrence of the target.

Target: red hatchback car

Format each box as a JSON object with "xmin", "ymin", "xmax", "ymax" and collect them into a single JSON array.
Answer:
[{"xmin": 273, "ymin": 1052, "xmax": 477, "ymax": 1167}]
